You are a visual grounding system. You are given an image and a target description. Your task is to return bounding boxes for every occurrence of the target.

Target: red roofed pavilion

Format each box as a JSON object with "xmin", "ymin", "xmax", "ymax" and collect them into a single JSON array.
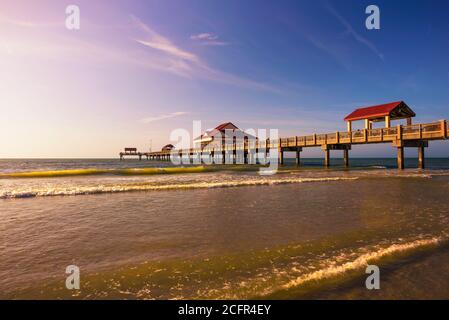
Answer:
[{"xmin": 344, "ymin": 101, "xmax": 416, "ymax": 131}]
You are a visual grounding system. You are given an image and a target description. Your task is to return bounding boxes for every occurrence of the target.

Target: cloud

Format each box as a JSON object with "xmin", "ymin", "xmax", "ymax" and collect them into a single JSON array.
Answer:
[
  {"xmin": 304, "ymin": 34, "xmax": 352, "ymax": 70},
  {"xmin": 140, "ymin": 112, "xmax": 188, "ymax": 124},
  {"xmin": 0, "ymin": 15, "xmax": 61, "ymax": 28},
  {"xmin": 1, "ymin": 12, "xmax": 278, "ymax": 93},
  {"xmin": 131, "ymin": 15, "xmax": 199, "ymax": 63},
  {"xmin": 131, "ymin": 15, "xmax": 278, "ymax": 92},
  {"xmin": 191, "ymin": 33, "xmax": 218, "ymax": 41},
  {"xmin": 325, "ymin": 4, "xmax": 384, "ymax": 60},
  {"xmin": 190, "ymin": 32, "xmax": 230, "ymax": 46}
]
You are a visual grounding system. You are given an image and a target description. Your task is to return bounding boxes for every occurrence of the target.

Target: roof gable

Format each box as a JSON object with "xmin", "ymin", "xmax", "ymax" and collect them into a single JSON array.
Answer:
[
  {"xmin": 194, "ymin": 122, "xmax": 257, "ymax": 142},
  {"xmin": 214, "ymin": 122, "xmax": 238, "ymax": 131},
  {"xmin": 344, "ymin": 101, "xmax": 416, "ymax": 122}
]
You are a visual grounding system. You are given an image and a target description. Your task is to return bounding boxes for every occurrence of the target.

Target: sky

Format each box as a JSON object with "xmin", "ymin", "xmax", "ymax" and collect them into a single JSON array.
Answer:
[{"xmin": 1, "ymin": 0, "xmax": 449, "ymax": 158}]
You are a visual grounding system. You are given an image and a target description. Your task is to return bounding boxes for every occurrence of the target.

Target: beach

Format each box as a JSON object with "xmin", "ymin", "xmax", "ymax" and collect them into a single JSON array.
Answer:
[{"xmin": 1, "ymin": 158, "xmax": 449, "ymax": 299}]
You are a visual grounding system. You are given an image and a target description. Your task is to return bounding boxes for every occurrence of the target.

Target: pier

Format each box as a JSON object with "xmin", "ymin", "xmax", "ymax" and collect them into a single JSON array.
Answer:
[{"xmin": 120, "ymin": 101, "xmax": 449, "ymax": 169}]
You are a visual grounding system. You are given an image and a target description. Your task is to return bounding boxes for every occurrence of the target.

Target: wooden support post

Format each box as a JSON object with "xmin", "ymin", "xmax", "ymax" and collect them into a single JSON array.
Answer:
[
  {"xmin": 397, "ymin": 147, "xmax": 404, "ymax": 170},
  {"xmin": 397, "ymin": 124, "xmax": 403, "ymax": 141},
  {"xmin": 139, "ymin": 154, "xmax": 142, "ymax": 161},
  {"xmin": 279, "ymin": 148, "xmax": 284, "ymax": 165},
  {"xmin": 364, "ymin": 119, "xmax": 370, "ymax": 130},
  {"xmin": 233, "ymin": 140, "xmax": 237, "ymax": 164},
  {"xmin": 385, "ymin": 115, "xmax": 391, "ymax": 128},
  {"xmin": 418, "ymin": 146, "xmax": 425, "ymax": 169},
  {"xmin": 407, "ymin": 118, "xmax": 412, "ymax": 126},
  {"xmin": 441, "ymin": 120, "xmax": 447, "ymax": 139},
  {"xmin": 344, "ymin": 148, "xmax": 349, "ymax": 167},
  {"xmin": 253, "ymin": 148, "xmax": 258, "ymax": 165},
  {"xmin": 296, "ymin": 148, "xmax": 301, "ymax": 167},
  {"xmin": 347, "ymin": 121, "xmax": 352, "ymax": 132},
  {"xmin": 324, "ymin": 148, "xmax": 330, "ymax": 167},
  {"xmin": 264, "ymin": 138, "xmax": 271, "ymax": 163}
]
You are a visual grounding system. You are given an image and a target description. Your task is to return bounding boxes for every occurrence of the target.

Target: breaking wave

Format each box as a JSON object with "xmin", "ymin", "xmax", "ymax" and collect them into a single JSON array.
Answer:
[
  {"xmin": 280, "ymin": 237, "xmax": 441, "ymax": 291},
  {"xmin": 0, "ymin": 176, "xmax": 358, "ymax": 199},
  {"xmin": 0, "ymin": 166, "xmax": 214, "ymax": 178}
]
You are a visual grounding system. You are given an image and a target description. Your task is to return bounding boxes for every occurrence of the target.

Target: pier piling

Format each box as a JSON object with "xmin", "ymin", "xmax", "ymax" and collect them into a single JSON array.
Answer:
[
  {"xmin": 397, "ymin": 147, "xmax": 404, "ymax": 170},
  {"xmin": 344, "ymin": 149, "xmax": 349, "ymax": 167},
  {"xmin": 296, "ymin": 147, "xmax": 301, "ymax": 167},
  {"xmin": 418, "ymin": 146, "xmax": 425, "ymax": 169},
  {"xmin": 324, "ymin": 149, "xmax": 330, "ymax": 167}
]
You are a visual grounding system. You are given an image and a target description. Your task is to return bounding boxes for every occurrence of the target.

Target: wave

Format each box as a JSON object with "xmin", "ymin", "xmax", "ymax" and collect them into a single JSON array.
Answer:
[
  {"xmin": 264, "ymin": 237, "xmax": 443, "ymax": 298},
  {"xmin": 0, "ymin": 166, "xmax": 215, "ymax": 178},
  {"xmin": 0, "ymin": 176, "xmax": 358, "ymax": 199}
]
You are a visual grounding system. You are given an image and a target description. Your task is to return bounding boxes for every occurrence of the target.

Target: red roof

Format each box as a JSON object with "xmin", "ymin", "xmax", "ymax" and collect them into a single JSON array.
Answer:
[
  {"xmin": 214, "ymin": 122, "xmax": 237, "ymax": 131},
  {"xmin": 194, "ymin": 122, "xmax": 238, "ymax": 141},
  {"xmin": 344, "ymin": 101, "xmax": 404, "ymax": 121}
]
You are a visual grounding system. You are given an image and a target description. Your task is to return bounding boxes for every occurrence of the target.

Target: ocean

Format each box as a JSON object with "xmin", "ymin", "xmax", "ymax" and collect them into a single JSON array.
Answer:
[{"xmin": 1, "ymin": 158, "xmax": 449, "ymax": 299}]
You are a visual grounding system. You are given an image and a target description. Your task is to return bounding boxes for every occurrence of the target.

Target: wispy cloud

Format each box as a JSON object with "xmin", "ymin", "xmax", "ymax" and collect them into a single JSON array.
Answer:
[
  {"xmin": 325, "ymin": 4, "xmax": 384, "ymax": 61},
  {"xmin": 131, "ymin": 15, "xmax": 278, "ymax": 92},
  {"xmin": 191, "ymin": 33, "xmax": 218, "ymax": 41},
  {"xmin": 0, "ymin": 15, "xmax": 61, "ymax": 28},
  {"xmin": 190, "ymin": 32, "xmax": 229, "ymax": 46},
  {"xmin": 1, "ymin": 11, "xmax": 278, "ymax": 93},
  {"xmin": 131, "ymin": 16, "xmax": 199, "ymax": 63},
  {"xmin": 140, "ymin": 112, "xmax": 188, "ymax": 124},
  {"xmin": 304, "ymin": 34, "xmax": 352, "ymax": 70},
  {"xmin": 278, "ymin": 15, "xmax": 352, "ymax": 70}
]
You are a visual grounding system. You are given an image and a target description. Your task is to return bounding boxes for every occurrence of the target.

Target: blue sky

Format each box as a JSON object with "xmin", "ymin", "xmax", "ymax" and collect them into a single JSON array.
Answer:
[{"xmin": 1, "ymin": 0, "xmax": 449, "ymax": 157}]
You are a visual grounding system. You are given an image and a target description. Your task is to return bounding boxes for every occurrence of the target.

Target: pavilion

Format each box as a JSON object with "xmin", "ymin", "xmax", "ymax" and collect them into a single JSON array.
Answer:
[{"xmin": 344, "ymin": 101, "xmax": 416, "ymax": 131}]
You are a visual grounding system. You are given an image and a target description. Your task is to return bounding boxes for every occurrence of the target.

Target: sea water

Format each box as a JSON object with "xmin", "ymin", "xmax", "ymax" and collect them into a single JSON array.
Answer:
[{"xmin": 1, "ymin": 158, "xmax": 449, "ymax": 299}]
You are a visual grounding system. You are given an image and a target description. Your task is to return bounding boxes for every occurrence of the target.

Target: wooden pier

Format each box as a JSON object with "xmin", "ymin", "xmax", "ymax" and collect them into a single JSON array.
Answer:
[{"xmin": 119, "ymin": 102, "xmax": 449, "ymax": 169}]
